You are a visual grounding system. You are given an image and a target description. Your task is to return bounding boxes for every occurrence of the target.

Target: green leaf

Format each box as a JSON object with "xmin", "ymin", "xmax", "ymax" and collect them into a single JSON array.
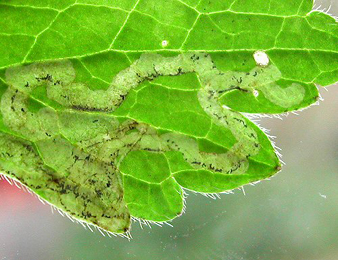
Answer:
[
  {"xmin": 120, "ymin": 150, "xmax": 184, "ymax": 222},
  {"xmin": 0, "ymin": 0, "xmax": 337, "ymax": 235}
]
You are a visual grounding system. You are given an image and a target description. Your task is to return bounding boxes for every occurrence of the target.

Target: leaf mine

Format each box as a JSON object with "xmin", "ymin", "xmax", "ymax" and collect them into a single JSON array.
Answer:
[
  {"xmin": 0, "ymin": 0, "xmax": 336, "ymax": 235},
  {"xmin": 0, "ymin": 52, "xmax": 304, "ymax": 231}
]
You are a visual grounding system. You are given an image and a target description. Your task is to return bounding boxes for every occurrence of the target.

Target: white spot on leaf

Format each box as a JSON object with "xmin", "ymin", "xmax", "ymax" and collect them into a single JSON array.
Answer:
[
  {"xmin": 254, "ymin": 51, "xmax": 270, "ymax": 67},
  {"xmin": 161, "ymin": 40, "xmax": 168, "ymax": 47},
  {"xmin": 319, "ymin": 193, "xmax": 327, "ymax": 199}
]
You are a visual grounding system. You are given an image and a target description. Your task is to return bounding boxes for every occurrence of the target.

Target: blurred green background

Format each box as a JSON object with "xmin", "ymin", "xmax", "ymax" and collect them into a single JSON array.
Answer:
[{"xmin": 1, "ymin": 1, "xmax": 337, "ymax": 259}]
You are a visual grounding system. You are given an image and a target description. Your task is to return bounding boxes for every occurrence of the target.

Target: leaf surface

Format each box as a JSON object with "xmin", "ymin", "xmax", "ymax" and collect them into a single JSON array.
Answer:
[{"xmin": 0, "ymin": 0, "xmax": 337, "ymax": 234}]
